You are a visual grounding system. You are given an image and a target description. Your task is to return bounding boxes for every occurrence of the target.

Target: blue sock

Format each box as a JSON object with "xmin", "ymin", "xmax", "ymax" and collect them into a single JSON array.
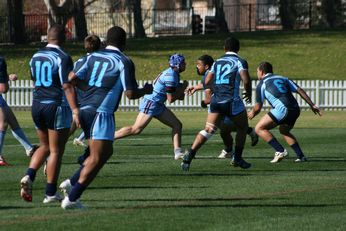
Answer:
[
  {"xmin": 290, "ymin": 143, "xmax": 304, "ymax": 158},
  {"xmin": 233, "ymin": 146, "xmax": 243, "ymax": 161},
  {"xmin": 45, "ymin": 183, "xmax": 57, "ymax": 196},
  {"xmin": 225, "ymin": 146, "xmax": 232, "ymax": 153},
  {"xmin": 26, "ymin": 168, "xmax": 36, "ymax": 182},
  {"xmin": 268, "ymin": 138, "xmax": 285, "ymax": 152},
  {"xmin": 69, "ymin": 182, "xmax": 86, "ymax": 202},
  {"xmin": 11, "ymin": 128, "xmax": 32, "ymax": 151},
  {"xmin": 70, "ymin": 165, "xmax": 84, "ymax": 186},
  {"xmin": 77, "ymin": 132, "xmax": 85, "ymax": 141},
  {"xmin": 0, "ymin": 130, "xmax": 6, "ymax": 154}
]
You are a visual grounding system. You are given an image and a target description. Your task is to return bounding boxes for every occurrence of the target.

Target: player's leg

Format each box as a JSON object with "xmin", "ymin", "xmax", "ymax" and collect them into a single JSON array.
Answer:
[
  {"xmin": 255, "ymin": 113, "xmax": 287, "ymax": 163},
  {"xmin": 218, "ymin": 119, "xmax": 233, "ymax": 159},
  {"xmin": 279, "ymin": 120, "xmax": 307, "ymax": 162},
  {"xmin": 0, "ymin": 106, "xmax": 8, "ymax": 166},
  {"xmin": 5, "ymin": 105, "xmax": 36, "ymax": 156},
  {"xmin": 43, "ymin": 128, "xmax": 69, "ymax": 202},
  {"xmin": 21, "ymin": 128, "xmax": 50, "ymax": 202},
  {"xmin": 230, "ymin": 110, "xmax": 251, "ymax": 169},
  {"xmin": 114, "ymin": 112, "xmax": 152, "ymax": 139},
  {"xmin": 181, "ymin": 112, "xmax": 220, "ymax": 171},
  {"xmin": 156, "ymin": 108, "xmax": 183, "ymax": 159}
]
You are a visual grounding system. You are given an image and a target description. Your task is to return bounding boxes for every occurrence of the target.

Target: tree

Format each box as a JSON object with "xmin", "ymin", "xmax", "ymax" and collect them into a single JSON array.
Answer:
[
  {"xmin": 127, "ymin": 0, "xmax": 146, "ymax": 38},
  {"xmin": 322, "ymin": 0, "xmax": 342, "ymax": 28},
  {"xmin": 7, "ymin": 0, "xmax": 26, "ymax": 44},
  {"xmin": 278, "ymin": 0, "xmax": 297, "ymax": 30},
  {"xmin": 43, "ymin": 0, "xmax": 89, "ymax": 41},
  {"xmin": 214, "ymin": 0, "xmax": 229, "ymax": 33}
]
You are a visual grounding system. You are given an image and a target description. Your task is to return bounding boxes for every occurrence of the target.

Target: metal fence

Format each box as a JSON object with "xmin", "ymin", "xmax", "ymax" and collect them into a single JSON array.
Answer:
[
  {"xmin": 4, "ymin": 80, "xmax": 346, "ymax": 111},
  {"xmin": 0, "ymin": 1, "xmax": 345, "ymax": 43}
]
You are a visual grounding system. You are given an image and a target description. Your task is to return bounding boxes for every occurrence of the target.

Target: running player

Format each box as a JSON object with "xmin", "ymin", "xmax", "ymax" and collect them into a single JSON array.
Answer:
[
  {"xmin": 20, "ymin": 24, "xmax": 74, "ymax": 203},
  {"xmin": 114, "ymin": 53, "xmax": 188, "ymax": 160},
  {"xmin": 247, "ymin": 61, "xmax": 321, "ymax": 163}
]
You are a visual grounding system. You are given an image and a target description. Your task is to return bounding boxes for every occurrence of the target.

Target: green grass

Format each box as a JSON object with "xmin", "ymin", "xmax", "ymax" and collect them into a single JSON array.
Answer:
[
  {"xmin": 1, "ymin": 29, "xmax": 346, "ymax": 81},
  {"xmin": 0, "ymin": 110, "xmax": 345, "ymax": 230}
]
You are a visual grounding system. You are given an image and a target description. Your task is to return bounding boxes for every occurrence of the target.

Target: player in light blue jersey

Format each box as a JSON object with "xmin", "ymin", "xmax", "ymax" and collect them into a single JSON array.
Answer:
[
  {"xmin": 60, "ymin": 26, "xmax": 152, "ymax": 209},
  {"xmin": 0, "ymin": 57, "xmax": 38, "ymax": 166},
  {"xmin": 114, "ymin": 54, "xmax": 188, "ymax": 160},
  {"xmin": 248, "ymin": 62, "xmax": 321, "ymax": 163},
  {"xmin": 182, "ymin": 37, "xmax": 252, "ymax": 171},
  {"xmin": 187, "ymin": 54, "xmax": 258, "ymax": 159},
  {"xmin": 20, "ymin": 24, "xmax": 74, "ymax": 204}
]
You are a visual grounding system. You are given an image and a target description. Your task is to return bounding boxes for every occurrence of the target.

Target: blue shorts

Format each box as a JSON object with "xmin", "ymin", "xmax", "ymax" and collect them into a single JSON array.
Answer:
[
  {"xmin": 268, "ymin": 109, "xmax": 300, "ymax": 126},
  {"xmin": 31, "ymin": 101, "xmax": 72, "ymax": 130},
  {"xmin": 139, "ymin": 98, "xmax": 165, "ymax": 117},
  {"xmin": 79, "ymin": 109, "xmax": 115, "ymax": 141},
  {"xmin": 209, "ymin": 99, "xmax": 245, "ymax": 118}
]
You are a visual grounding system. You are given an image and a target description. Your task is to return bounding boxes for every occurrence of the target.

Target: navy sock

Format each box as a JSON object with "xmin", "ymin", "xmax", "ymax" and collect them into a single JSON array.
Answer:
[
  {"xmin": 26, "ymin": 168, "xmax": 36, "ymax": 182},
  {"xmin": 225, "ymin": 146, "xmax": 232, "ymax": 153},
  {"xmin": 70, "ymin": 165, "xmax": 84, "ymax": 186},
  {"xmin": 268, "ymin": 138, "xmax": 285, "ymax": 152},
  {"xmin": 233, "ymin": 146, "xmax": 243, "ymax": 161},
  {"xmin": 291, "ymin": 142, "xmax": 304, "ymax": 158},
  {"xmin": 246, "ymin": 127, "xmax": 253, "ymax": 134},
  {"xmin": 45, "ymin": 183, "xmax": 57, "ymax": 196},
  {"xmin": 69, "ymin": 182, "xmax": 86, "ymax": 202}
]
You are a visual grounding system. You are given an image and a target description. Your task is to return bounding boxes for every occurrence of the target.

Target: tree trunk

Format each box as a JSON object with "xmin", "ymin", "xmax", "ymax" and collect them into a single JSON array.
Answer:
[
  {"xmin": 132, "ymin": 0, "xmax": 146, "ymax": 38},
  {"xmin": 214, "ymin": 0, "xmax": 229, "ymax": 33},
  {"xmin": 43, "ymin": 0, "xmax": 73, "ymax": 29},
  {"xmin": 279, "ymin": 0, "xmax": 297, "ymax": 30},
  {"xmin": 7, "ymin": 0, "xmax": 26, "ymax": 44},
  {"xmin": 323, "ymin": 0, "xmax": 342, "ymax": 28},
  {"xmin": 74, "ymin": 0, "xmax": 88, "ymax": 40}
]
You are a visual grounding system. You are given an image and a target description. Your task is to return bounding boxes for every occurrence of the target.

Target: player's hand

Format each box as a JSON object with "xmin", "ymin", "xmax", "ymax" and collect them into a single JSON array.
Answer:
[
  {"xmin": 186, "ymin": 86, "xmax": 196, "ymax": 95},
  {"xmin": 143, "ymin": 82, "xmax": 153, "ymax": 94},
  {"xmin": 72, "ymin": 109, "xmax": 81, "ymax": 128},
  {"xmin": 242, "ymin": 92, "xmax": 251, "ymax": 104},
  {"xmin": 311, "ymin": 105, "xmax": 322, "ymax": 116},
  {"xmin": 9, "ymin": 74, "xmax": 18, "ymax": 81},
  {"xmin": 247, "ymin": 110, "xmax": 255, "ymax": 120},
  {"xmin": 201, "ymin": 100, "xmax": 208, "ymax": 108}
]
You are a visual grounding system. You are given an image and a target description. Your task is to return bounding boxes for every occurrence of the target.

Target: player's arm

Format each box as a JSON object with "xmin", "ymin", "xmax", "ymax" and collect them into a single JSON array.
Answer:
[
  {"xmin": 187, "ymin": 83, "xmax": 204, "ymax": 96},
  {"xmin": 125, "ymin": 82, "xmax": 153, "ymax": 99},
  {"xmin": 297, "ymin": 87, "xmax": 322, "ymax": 116},
  {"xmin": 0, "ymin": 58, "xmax": 9, "ymax": 93},
  {"xmin": 248, "ymin": 102, "xmax": 262, "ymax": 120},
  {"xmin": 166, "ymin": 80, "xmax": 188, "ymax": 103},
  {"xmin": 240, "ymin": 69, "xmax": 252, "ymax": 104}
]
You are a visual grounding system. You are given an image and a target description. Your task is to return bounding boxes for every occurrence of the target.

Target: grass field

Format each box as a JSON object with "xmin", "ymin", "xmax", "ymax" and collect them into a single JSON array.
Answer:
[
  {"xmin": 1, "ymin": 29, "xmax": 346, "ymax": 81},
  {"xmin": 1, "ymin": 110, "xmax": 345, "ymax": 231}
]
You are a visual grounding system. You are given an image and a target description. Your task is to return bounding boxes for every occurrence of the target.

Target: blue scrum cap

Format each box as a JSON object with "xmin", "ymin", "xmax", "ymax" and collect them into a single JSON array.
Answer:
[{"xmin": 169, "ymin": 53, "xmax": 185, "ymax": 69}]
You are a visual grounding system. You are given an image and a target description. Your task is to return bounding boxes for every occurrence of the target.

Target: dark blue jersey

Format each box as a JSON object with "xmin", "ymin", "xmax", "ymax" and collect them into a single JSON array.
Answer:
[
  {"xmin": 0, "ymin": 56, "xmax": 8, "ymax": 84},
  {"xmin": 256, "ymin": 74, "xmax": 299, "ymax": 111},
  {"xmin": 29, "ymin": 45, "xmax": 73, "ymax": 105},
  {"xmin": 74, "ymin": 47, "xmax": 138, "ymax": 113},
  {"xmin": 209, "ymin": 52, "xmax": 247, "ymax": 103}
]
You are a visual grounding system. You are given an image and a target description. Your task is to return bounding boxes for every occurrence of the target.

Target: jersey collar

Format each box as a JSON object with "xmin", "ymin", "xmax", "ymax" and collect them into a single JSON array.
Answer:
[
  {"xmin": 105, "ymin": 45, "xmax": 121, "ymax": 52},
  {"xmin": 225, "ymin": 51, "xmax": 238, "ymax": 56},
  {"xmin": 46, "ymin": 44, "xmax": 60, "ymax": 49}
]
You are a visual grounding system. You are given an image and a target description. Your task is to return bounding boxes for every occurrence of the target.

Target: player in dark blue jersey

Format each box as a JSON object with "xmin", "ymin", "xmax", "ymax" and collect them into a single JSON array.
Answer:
[
  {"xmin": 114, "ymin": 53, "xmax": 188, "ymax": 160},
  {"xmin": 0, "ymin": 57, "xmax": 37, "ymax": 166},
  {"xmin": 187, "ymin": 54, "xmax": 258, "ymax": 159},
  {"xmin": 248, "ymin": 62, "xmax": 321, "ymax": 163},
  {"xmin": 182, "ymin": 37, "xmax": 252, "ymax": 171},
  {"xmin": 20, "ymin": 25, "xmax": 74, "ymax": 203},
  {"xmin": 60, "ymin": 26, "xmax": 152, "ymax": 209}
]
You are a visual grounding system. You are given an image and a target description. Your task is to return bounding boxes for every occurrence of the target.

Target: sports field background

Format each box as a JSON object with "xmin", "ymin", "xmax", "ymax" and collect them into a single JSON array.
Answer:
[{"xmin": 0, "ymin": 110, "xmax": 345, "ymax": 230}]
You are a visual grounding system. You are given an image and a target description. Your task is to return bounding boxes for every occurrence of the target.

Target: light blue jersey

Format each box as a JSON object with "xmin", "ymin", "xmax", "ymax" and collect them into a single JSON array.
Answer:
[{"xmin": 143, "ymin": 67, "xmax": 180, "ymax": 104}]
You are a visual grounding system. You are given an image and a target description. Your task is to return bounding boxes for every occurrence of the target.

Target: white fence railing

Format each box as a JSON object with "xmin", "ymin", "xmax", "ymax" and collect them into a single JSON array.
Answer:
[{"xmin": 4, "ymin": 80, "xmax": 346, "ymax": 111}]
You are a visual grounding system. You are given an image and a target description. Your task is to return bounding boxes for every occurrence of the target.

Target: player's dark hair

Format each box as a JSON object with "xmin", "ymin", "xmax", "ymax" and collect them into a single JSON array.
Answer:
[
  {"xmin": 198, "ymin": 55, "xmax": 214, "ymax": 67},
  {"xmin": 106, "ymin": 26, "xmax": 126, "ymax": 50},
  {"xmin": 258, "ymin": 61, "xmax": 273, "ymax": 74},
  {"xmin": 224, "ymin": 36, "xmax": 240, "ymax": 53},
  {"xmin": 47, "ymin": 24, "xmax": 66, "ymax": 44},
  {"xmin": 84, "ymin": 35, "xmax": 101, "ymax": 53}
]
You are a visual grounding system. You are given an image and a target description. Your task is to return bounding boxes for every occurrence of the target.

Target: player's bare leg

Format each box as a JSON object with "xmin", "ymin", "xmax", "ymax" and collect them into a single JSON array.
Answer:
[
  {"xmin": 114, "ymin": 112, "xmax": 152, "ymax": 139},
  {"xmin": 279, "ymin": 124, "xmax": 307, "ymax": 162}
]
